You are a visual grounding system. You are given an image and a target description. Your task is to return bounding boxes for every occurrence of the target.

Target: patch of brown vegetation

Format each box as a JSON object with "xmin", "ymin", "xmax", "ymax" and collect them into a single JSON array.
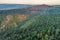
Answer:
[{"xmin": 17, "ymin": 14, "xmax": 27, "ymax": 20}]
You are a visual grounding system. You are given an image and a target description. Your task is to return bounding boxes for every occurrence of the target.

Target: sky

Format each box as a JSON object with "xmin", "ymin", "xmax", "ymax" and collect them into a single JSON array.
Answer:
[{"xmin": 0, "ymin": 0, "xmax": 60, "ymax": 5}]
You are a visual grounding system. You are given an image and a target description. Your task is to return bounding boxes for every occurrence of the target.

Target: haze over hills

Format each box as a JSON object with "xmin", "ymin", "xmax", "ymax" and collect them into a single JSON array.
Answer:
[
  {"xmin": 0, "ymin": 4, "xmax": 32, "ymax": 10},
  {"xmin": 0, "ymin": 4, "xmax": 59, "ymax": 10},
  {"xmin": 0, "ymin": 4, "xmax": 60, "ymax": 15}
]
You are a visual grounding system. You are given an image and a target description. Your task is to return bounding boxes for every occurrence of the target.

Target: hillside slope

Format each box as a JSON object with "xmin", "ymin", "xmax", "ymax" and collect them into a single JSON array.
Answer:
[{"xmin": 0, "ymin": 14, "xmax": 60, "ymax": 40}]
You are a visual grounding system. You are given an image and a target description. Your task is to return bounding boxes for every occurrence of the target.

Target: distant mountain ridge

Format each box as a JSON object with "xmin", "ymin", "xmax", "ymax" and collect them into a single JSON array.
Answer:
[
  {"xmin": 27, "ymin": 4, "xmax": 50, "ymax": 11},
  {"xmin": 0, "ymin": 4, "xmax": 32, "ymax": 10},
  {"xmin": 0, "ymin": 4, "xmax": 60, "ymax": 15}
]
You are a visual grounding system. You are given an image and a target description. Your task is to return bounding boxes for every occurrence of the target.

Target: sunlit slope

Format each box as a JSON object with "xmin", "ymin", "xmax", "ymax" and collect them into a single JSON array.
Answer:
[{"xmin": 0, "ymin": 14, "xmax": 60, "ymax": 40}]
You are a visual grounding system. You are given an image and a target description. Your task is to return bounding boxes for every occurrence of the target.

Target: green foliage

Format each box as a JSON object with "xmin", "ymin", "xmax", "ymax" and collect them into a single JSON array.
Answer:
[{"xmin": 0, "ymin": 14, "xmax": 60, "ymax": 40}]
